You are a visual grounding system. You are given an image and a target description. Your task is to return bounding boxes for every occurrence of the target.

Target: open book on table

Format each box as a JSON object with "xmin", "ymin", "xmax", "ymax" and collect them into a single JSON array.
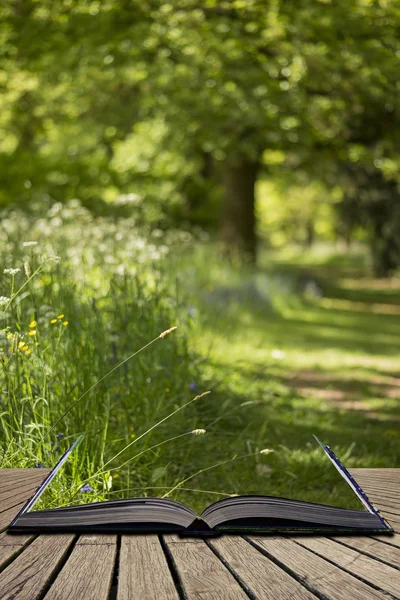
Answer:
[{"xmin": 8, "ymin": 435, "xmax": 393, "ymax": 536}]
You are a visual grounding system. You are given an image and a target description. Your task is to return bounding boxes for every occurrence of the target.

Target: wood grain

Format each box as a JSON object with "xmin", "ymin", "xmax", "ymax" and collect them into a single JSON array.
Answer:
[
  {"xmin": 0, "ymin": 501, "xmax": 29, "ymax": 531},
  {"xmin": 118, "ymin": 535, "xmax": 179, "ymax": 600},
  {"xmin": 0, "ymin": 534, "xmax": 74, "ymax": 599},
  {"xmin": 44, "ymin": 534, "xmax": 116, "ymax": 600},
  {"xmin": 296, "ymin": 536, "xmax": 400, "ymax": 597},
  {"xmin": 209, "ymin": 535, "xmax": 316, "ymax": 599},
  {"xmin": 250, "ymin": 536, "xmax": 388, "ymax": 600},
  {"xmin": 0, "ymin": 532, "xmax": 33, "ymax": 569},
  {"xmin": 331, "ymin": 535, "xmax": 400, "ymax": 568},
  {"xmin": 164, "ymin": 535, "xmax": 248, "ymax": 599},
  {"xmin": 372, "ymin": 532, "xmax": 400, "ymax": 548},
  {"xmin": 0, "ymin": 468, "xmax": 51, "ymax": 533}
]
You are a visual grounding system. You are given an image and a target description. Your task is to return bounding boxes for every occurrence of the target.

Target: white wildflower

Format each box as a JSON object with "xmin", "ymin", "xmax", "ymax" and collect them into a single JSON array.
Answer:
[
  {"xmin": 191, "ymin": 429, "xmax": 206, "ymax": 436},
  {"xmin": 0, "ymin": 297, "xmax": 11, "ymax": 307},
  {"xmin": 23, "ymin": 241, "xmax": 38, "ymax": 248},
  {"xmin": 4, "ymin": 268, "xmax": 20, "ymax": 275},
  {"xmin": 271, "ymin": 349, "xmax": 285, "ymax": 360},
  {"xmin": 260, "ymin": 449, "xmax": 274, "ymax": 456}
]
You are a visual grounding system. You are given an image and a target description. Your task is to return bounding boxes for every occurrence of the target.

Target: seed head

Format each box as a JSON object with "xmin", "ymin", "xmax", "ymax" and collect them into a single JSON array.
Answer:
[
  {"xmin": 260, "ymin": 449, "xmax": 274, "ymax": 456},
  {"xmin": 159, "ymin": 326, "xmax": 177, "ymax": 339},
  {"xmin": 191, "ymin": 429, "xmax": 206, "ymax": 436}
]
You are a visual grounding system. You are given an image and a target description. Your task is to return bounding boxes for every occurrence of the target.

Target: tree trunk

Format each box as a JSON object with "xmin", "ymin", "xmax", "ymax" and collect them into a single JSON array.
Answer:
[{"xmin": 221, "ymin": 156, "xmax": 259, "ymax": 263}]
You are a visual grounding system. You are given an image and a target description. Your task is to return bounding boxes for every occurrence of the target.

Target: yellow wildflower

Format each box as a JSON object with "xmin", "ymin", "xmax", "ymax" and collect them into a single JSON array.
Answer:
[
  {"xmin": 22, "ymin": 345, "xmax": 29, "ymax": 351},
  {"xmin": 63, "ymin": 321, "xmax": 69, "ymax": 326},
  {"xmin": 6, "ymin": 333, "xmax": 13, "ymax": 340},
  {"xmin": 29, "ymin": 330, "xmax": 36, "ymax": 336},
  {"xmin": 131, "ymin": 433, "xmax": 136, "ymax": 439},
  {"xmin": 18, "ymin": 341, "xmax": 25, "ymax": 349},
  {"xmin": 113, "ymin": 473, "xmax": 119, "ymax": 479},
  {"xmin": 50, "ymin": 319, "xmax": 57, "ymax": 324},
  {"xmin": 57, "ymin": 314, "xmax": 65, "ymax": 319},
  {"xmin": 25, "ymin": 349, "xmax": 31, "ymax": 355},
  {"xmin": 29, "ymin": 320, "xmax": 37, "ymax": 328}
]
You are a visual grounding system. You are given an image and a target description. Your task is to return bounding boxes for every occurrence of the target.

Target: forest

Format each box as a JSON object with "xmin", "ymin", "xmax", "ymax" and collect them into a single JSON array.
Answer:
[{"xmin": 0, "ymin": 0, "xmax": 399, "ymax": 511}]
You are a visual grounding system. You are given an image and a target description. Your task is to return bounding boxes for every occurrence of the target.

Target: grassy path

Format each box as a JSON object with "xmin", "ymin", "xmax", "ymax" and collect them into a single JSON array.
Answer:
[{"xmin": 191, "ymin": 248, "xmax": 400, "ymax": 506}]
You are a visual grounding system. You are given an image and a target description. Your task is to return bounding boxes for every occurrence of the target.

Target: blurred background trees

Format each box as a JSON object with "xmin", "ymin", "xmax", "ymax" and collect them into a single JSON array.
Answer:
[{"xmin": 1, "ymin": 0, "xmax": 400, "ymax": 275}]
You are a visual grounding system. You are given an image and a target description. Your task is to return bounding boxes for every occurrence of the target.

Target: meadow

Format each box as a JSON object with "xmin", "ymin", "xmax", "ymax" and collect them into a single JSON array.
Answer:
[{"xmin": 1, "ymin": 202, "xmax": 399, "ymax": 514}]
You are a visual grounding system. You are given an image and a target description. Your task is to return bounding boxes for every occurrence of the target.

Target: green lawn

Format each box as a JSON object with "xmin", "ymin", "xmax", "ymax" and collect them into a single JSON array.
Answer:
[{"xmin": 182, "ymin": 244, "xmax": 400, "ymax": 510}]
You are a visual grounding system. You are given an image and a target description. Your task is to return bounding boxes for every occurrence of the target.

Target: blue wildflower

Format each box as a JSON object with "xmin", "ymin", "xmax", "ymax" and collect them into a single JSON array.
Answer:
[
  {"xmin": 56, "ymin": 433, "xmax": 64, "ymax": 440},
  {"xmin": 33, "ymin": 462, "xmax": 44, "ymax": 468},
  {"xmin": 189, "ymin": 382, "xmax": 197, "ymax": 392},
  {"xmin": 80, "ymin": 483, "xmax": 93, "ymax": 493}
]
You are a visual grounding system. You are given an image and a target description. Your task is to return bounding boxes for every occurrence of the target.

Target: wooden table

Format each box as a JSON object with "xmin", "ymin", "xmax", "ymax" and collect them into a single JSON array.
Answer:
[{"xmin": 0, "ymin": 468, "xmax": 399, "ymax": 599}]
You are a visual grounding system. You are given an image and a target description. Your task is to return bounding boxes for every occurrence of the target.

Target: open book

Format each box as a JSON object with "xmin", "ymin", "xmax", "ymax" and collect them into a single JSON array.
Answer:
[{"xmin": 8, "ymin": 436, "xmax": 393, "ymax": 536}]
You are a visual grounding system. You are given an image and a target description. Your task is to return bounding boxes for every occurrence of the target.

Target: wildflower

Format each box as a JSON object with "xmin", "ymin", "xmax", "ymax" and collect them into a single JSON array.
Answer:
[
  {"xmin": 33, "ymin": 462, "xmax": 44, "ymax": 468},
  {"xmin": 159, "ymin": 326, "xmax": 177, "ymax": 339},
  {"xmin": 18, "ymin": 341, "xmax": 25, "ymax": 349},
  {"xmin": 80, "ymin": 483, "xmax": 93, "ymax": 493},
  {"xmin": 56, "ymin": 433, "xmax": 64, "ymax": 440},
  {"xmin": 4, "ymin": 268, "xmax": 20, "ymax": 276},
  {"xmin": 50, "ymin": 319, "xmax": 57, "ymax": 324},
  {"xmin": 260, "ymin": 449, "xmax": 274, "ymax": 456},
  {"xmin": 29, "ymin": 320, "xmax": 37, "ymax": 328},
  {"xmin": 189, "ymin": 382, "xmax": 197, "ymax": 392},
  {"xmin": 23, "ymin": 241, "xmax": 38, "ymax": 248},
  {"xmin": 48, "ymin": 255, "xmax": 61, "ymax": 263},
  {"xmin": 57, "ymin": 314, "xmax": 65, "ymax": 319},
  {"xmin": 25, "ymin": 349, "xmax": 31, "ymax": 355},
  {"xmin": 191, "ymin": 429, "xmax": 206, "ymax": 436},
  {"xmin": 21, "ymin": 345, "xmax": 29, "ymax": 351},
  {"xmin": 28, "ymin": 330, "xmax": 36, "ymax": 336},
  {"xmin": 0, "ymin": 297, "xmax": 10, "ymax": 307},
  {"xmin": 113, "ymin": 473, "xmax": 119, "ymax": 479},
  {"xmin": 131, "ymin": 433, "xmax": 135, "ymax": 439},
  {"xmin": 6, "ymin": 333, "xmax": 13, "ymax": 340},
  {"xmin": 62, "ymin": 321, "xmax": 69, "ymax": 326}
]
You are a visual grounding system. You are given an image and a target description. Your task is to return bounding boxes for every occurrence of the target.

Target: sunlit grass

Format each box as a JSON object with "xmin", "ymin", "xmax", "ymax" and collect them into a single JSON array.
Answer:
[{"xmin": 1, "ymin": 209, "xmax": 398, "ymax": 514}]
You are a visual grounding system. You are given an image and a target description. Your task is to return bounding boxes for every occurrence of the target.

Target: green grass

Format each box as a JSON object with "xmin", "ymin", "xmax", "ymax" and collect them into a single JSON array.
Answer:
[{"xmin": 1, "ymin": 207, "xmax": 399, "ymax": 514}]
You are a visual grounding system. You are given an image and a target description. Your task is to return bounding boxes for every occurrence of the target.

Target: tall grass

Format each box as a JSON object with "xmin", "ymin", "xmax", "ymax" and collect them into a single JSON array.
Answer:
[{"xmin": 0, "ymin": 201, "xmax": 215, "ymax": 509}]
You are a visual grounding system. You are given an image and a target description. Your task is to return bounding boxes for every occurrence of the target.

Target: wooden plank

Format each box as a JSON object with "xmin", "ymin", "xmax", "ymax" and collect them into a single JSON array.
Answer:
[
  {"xmin": 377, "ymin": 510, "xmax": 400, "ymax": 531},
  {"xmin": 331, "ymin": 535, "xmax": 400, "ymax": 568},
  {"xmin": 350, "ymin": 468, "xmax": 400, "ymax": 477},
  {"xmin": 118, "ymin": 535, "xmax": 179, "ymax": 600},
  {"xmin": 353, "ymin": 484, "xmax": 400, "ymax": 498},
  {"xmin": 0, "ymin": 469, "xmax": 52, "ymax": 491},
  {"xmin": 0, "ymin": 534, "xmax": 74, "ymax": 599},
  {"xmin": 0, "ymin": 488, "xmax": 45, "ymax": 514},
  {"xmin": 250, "ymin": 536, "xmax": 388, "ymax": 600},
  {"xmin": 0, "ymin": 480, "xmax": 49, "ymax": 504},
  {"xmin": 209, "ymin": 535, "xmax": 316, "ymax": 599},
  {"xmin": 297, "ymin": 537, "xmax": 400, "ymax": 597},
  {"xmin": 44, "ymin": 534, "xmax": 116, "ymax": 600},
  {"xmin": 372, "ymin": 533, "xmax": 400, "ymax": 548},
  {"xmin": 164, "ymin": 535, "xmax": 248, "ymax": 599},
  {"xmin": 0, "ymin": 532, "xmax": 34, "ymax": 569},
  {"xmin": 0, "ymin": 501, "xmax": 28, "ymax": 531}
]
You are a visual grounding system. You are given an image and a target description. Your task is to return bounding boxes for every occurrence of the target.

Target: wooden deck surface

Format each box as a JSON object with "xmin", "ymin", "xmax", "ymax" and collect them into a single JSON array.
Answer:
[{"xmin": 0, "ymin": 468, "xmax": 399, "ymax": 599}]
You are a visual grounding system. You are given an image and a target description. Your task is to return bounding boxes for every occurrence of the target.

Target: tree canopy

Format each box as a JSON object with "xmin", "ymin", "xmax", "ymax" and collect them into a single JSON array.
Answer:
[{"xmin": 1, "ymin": 0, "xmax": 400, "ymax": 273}]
